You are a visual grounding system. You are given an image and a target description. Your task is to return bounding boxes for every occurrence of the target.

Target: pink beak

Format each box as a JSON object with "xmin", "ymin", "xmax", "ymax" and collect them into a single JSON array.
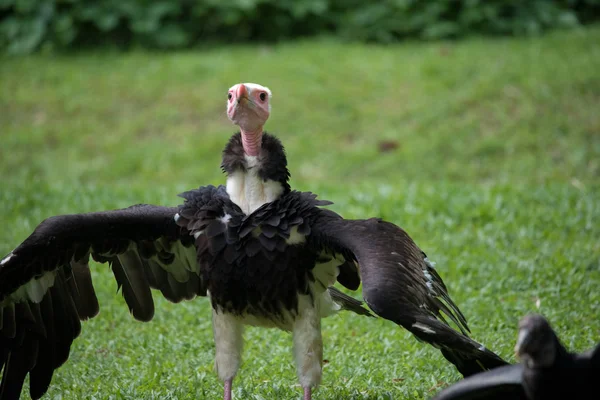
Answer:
[{"xmin": 236, "ymin": 84, "xmax": 248, "ymax": 101}]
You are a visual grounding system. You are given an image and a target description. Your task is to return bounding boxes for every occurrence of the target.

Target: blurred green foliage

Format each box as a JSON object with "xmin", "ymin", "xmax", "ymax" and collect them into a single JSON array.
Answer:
[{"xmin": 1, "ymin": 0, "xmax": 599, "ymax": 54}]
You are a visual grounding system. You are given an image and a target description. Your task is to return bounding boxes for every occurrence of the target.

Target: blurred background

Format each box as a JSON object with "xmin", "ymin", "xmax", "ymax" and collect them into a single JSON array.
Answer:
[
  {"xmin": 0, "ymin": 1, "xmax": 599, "ymax": 399},
  {"xmin": 2, "ymin": 0, "xmax": 600, "ymax": 52}
]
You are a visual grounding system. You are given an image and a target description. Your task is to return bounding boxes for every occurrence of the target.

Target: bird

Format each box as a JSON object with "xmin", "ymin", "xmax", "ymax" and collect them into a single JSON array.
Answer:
[
  {"xmin": 0, "ymin": 82, "xmax": 508, "ymax": 400},
  {"xmin": 431, "ymin": 313, "xmax": 600, "ymax": 400}
]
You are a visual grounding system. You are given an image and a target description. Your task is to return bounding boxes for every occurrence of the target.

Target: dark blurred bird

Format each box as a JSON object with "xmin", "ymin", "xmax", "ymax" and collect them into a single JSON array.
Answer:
[
  {"xmin": 431, "ymin": 313, "xmax": 600, "ymax": 400},
  {"xmin": 0, "ymin": 83, "xmax": 506, "ymax": 400}
]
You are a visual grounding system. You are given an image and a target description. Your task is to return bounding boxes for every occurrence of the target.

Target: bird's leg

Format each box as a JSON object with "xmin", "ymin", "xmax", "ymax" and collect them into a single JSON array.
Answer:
[
  {"xmin": 224, "ymin": 379, "xmax": 233, "ymax": 400},
  {"xmin": 212, "ymin": 309, "xmax": 244, "ymax": 400},
  {"xmin": 293, "ymin": 295, "xmax": 323, "ymax": 399},
  {"xmin": 303, "ymin": 387, "xmax": 312, "ymax": 400}
]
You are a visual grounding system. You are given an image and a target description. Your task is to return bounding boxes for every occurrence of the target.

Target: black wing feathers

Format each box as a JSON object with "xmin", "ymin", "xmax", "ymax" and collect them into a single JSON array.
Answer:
[
  {"xmin": 111, "ymin": 251, "xmax": 155, "ymax": 322},
  {"xmin": 1, "ymin": 204, "xmax": 186, "ymax": 300},
  {"xmin": 327, "ymin": 286, "xmax": 373, "ymax": 317},
  {"xmin": 0, "ymin": 203, "xmax": 204, "ymax": 400},
  {"xmin": 310, "ymin": 213, "xmax": 507, "ymax": 376},
  {"xmin": 28, "ymin": 293, "xmax": 57, "ymax": 400},
  {"xmin": 67, "ymin": 260, "xmax": 100, "ymax": 320},
  {"xmin": 432, "ymin": 364, "xmax": 526, "ymax": 400}
]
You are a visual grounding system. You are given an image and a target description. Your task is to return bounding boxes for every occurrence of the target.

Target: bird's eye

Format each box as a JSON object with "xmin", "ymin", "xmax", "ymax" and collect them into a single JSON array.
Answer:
[
  {"xmin": 259, "ymin": 92, "xmax": 266, "ymax": 101},
  {"xmin": 228, "ymin": 93, "xmax": 232, "ymax": 101}
]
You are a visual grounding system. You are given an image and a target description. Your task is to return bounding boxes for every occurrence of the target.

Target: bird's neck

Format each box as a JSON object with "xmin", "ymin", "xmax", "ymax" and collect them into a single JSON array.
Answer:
[
  {"xmin": 221, "ymin": 132, "xmax": 291, "ymax": 215},
  {"xmin": 240, "ymin": 127, "xmax": 263, "ymax": 157},
  {"xmin": 226, "ymin": 156, "xmax": 284, "ymax": 215}
]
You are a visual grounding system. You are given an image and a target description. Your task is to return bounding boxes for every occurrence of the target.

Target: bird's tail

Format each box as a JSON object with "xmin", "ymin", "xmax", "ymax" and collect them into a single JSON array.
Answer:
[
  {"xmin": 407, "ymin": 315, "xmax": 508, "ymax": 376},
  {"xmin": 327, "ymin": 286, "xmax": 374, "ymax": 317}
]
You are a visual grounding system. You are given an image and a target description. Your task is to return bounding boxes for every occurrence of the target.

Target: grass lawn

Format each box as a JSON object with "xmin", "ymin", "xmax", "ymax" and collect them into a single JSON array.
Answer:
[{"xmin": 1, "ymin": 26, "xmax": 599, "ymax": 399}]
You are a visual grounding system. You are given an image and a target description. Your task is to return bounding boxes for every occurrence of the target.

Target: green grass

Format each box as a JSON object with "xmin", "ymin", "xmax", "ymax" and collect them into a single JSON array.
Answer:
[{"xmin": 1, "ymin": 26, "xmax": 600, "ymax": 399}]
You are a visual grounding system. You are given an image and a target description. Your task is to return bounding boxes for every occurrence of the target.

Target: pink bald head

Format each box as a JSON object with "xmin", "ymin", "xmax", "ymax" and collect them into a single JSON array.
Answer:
[{"xmin": 227, "ymin": 83, "xmax": 272, "ymax": 156}]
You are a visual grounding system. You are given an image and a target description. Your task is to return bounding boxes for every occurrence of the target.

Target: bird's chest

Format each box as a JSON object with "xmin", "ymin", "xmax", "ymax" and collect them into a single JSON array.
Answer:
[
  {"xmin": 200, "ymin": 239, "xmax": 318, "ymax": 323},
  {"xmin": 188, "ymin": 177, "xmax": 329, "ymax": 326},
  {"xmin": 226, "ymin": 168, "xmax": 283, "ymax": 215}
]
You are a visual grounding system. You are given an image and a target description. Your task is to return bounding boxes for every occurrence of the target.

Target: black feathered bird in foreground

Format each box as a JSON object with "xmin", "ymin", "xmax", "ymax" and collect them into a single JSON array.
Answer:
[
  {"xmin": 0, "ymin": 83, "xmax": 507, "ymax": 400},
  {"xmin": 431, "ymin": 313, "xmax": 600, "ymax": 400}
]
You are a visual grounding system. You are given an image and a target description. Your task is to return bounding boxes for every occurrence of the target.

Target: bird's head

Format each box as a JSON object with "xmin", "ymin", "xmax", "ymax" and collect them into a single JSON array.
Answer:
[
  {"xmin": 227, "ymin": 83, "xmax": 271, "ymax": 134},
  {"xmin": 515, "ymin": 314, "xmax": 557, "ymax": 368}
]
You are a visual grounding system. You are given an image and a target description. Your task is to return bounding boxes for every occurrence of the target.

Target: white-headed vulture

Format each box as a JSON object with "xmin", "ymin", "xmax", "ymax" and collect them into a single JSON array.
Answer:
[{"xmin": 0, "ymin": 83, "xmax": 508, "ymax": 400}]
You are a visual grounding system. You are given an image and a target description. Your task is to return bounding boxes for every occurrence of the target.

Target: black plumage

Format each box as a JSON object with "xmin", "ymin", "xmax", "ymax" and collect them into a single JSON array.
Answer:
[
  {"xmin": 0, "ymin": 129, "xmax": 506, "ymax": 400},
  {"xmin": 176, "ymin": 186, "xmax": 342, "ymax": 320},
  {"xmin": 431, "ymin": 364, "xmax": 528, "ymax": 400},
  {"xmin": 308, "ymin": 210, "xmax": 507, "ymax": 376},
  {"xmin": 0, "ymin": 205, "xmax": 201, "ymax": 399},
  {"xmin": 431, "ymin": 313, "xmax": 600, "ymax": 400},
  {"xmin": 221, "ymin": 132, "xmax": 291, "ymax": 194}
]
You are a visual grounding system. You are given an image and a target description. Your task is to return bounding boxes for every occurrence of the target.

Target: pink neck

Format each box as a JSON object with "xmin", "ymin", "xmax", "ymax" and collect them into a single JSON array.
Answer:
[{"xmin": 240, "ymin": 127, "xmax": 263, "ymax": 157}]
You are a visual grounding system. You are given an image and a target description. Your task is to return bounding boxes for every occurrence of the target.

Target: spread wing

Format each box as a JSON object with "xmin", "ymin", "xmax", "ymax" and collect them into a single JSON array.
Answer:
[
  {"xmin": 309, "ymin": 210, "xmax": 508, "ymax": 376},
  {"xmin": 431, "ymin": 364, "xmax": 526, "ymax": 400},
  {"xmin": 0, "ymin": 204, "xmax": 204, "ymax": 400}
]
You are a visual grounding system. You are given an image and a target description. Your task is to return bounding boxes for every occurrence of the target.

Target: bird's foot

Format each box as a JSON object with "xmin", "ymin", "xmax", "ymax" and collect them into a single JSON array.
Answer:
[
  {"xmin": 303, "ymin": 387, "xmax": 311, "ymax": 400},
  {"xmin": 224, "ymin": 379, "xmax": 233, "ymax": 400}
]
